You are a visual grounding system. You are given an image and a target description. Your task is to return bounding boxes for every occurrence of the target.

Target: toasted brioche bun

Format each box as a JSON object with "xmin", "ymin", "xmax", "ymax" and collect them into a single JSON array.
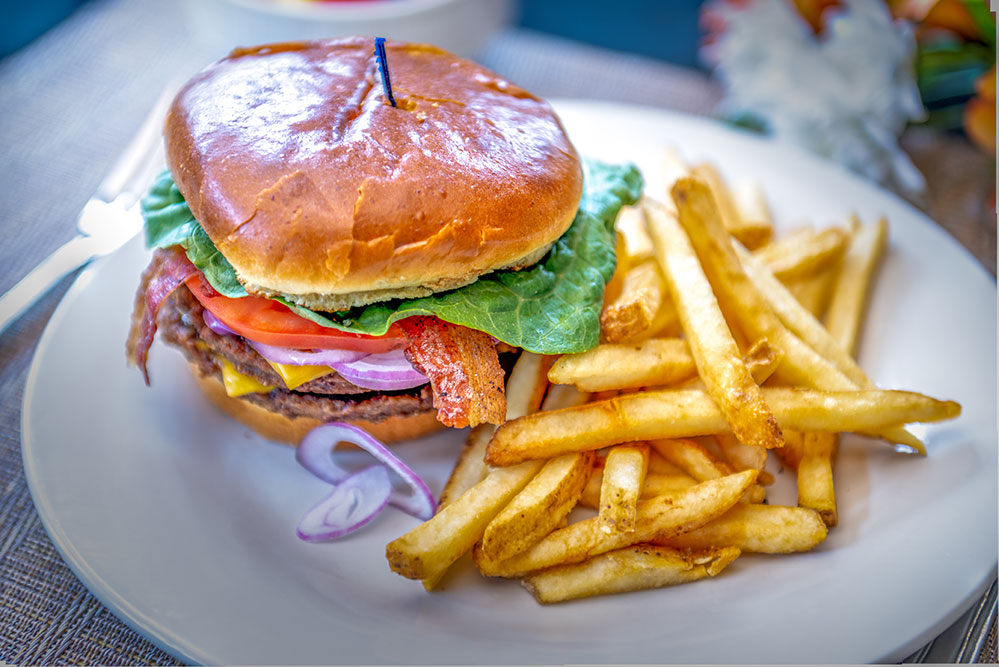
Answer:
[
  {"xmin": 192, "ymin": 366, "xmax": 442, "ymax": 446},
  {"xmin": 165, "ymin": 37, "xmax": 583, "ymax": 311}
]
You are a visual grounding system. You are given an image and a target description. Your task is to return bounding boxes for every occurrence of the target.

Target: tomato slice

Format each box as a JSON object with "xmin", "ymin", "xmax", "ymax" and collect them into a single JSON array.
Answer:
[{"xmin": 185, "ymin": 275, "xmax": 407, "ymax": 353}]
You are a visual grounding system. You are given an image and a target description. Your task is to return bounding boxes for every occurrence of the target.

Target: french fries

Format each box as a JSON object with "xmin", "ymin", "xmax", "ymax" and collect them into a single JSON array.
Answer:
[
  {"xmin": 479, "ymin": 451, "xmax": 594, "ymax": 562},
  {"xmin": 754, "ymin": 225, "xmax": 850, "ymax": 281},
  {"xmin": 600, "ymin": 259, "xmax": 668, "ymax": 343},
  {"xmin": 598, "ymin": 444, "xmax": 649, "ymax": 534},
  {"xmin": 548, "ymin": 337, "xmax": 696, "ymax": 391},
  {"xmin": 475, "ymin": 470, "xmax": 757, "ymax": 578},
  {"xmin": 522, "ymin": 545, "xmax": 740, "ymax": 604},
  {"xmin": 825, "ymin": 218, "xmax": 889, "ymax": 355},
  {"xmin": 656, "ymin": 504, "xmax": 827, "ymax": 553},
  {"xmin": 384, "ymin": 152, "xmax": 961, "ymax": 608},
  {"xmin": 484, "ymin": 388, "xmax": 959, "ymax": 466},
  {"xmin": 646, "ymin": 197, "xmax": 783, "ymax": 451}
]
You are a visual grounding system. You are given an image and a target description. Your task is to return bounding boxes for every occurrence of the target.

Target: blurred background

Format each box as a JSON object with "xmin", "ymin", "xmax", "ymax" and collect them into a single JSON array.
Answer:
[{"xmin": 0, "ymin": 1, "xmax": 995, "ymax": 664}]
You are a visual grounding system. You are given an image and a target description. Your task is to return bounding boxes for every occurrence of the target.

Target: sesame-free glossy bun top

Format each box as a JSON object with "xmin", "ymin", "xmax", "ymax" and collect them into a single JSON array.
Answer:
[{"xmin": 164, "ymin": 37, "xmax": 583, "ymax": 310}]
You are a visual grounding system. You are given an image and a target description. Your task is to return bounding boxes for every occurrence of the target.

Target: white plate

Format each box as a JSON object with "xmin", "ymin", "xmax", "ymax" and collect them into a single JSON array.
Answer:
[{"xmin": 23, "ymin": 101, "xmax": 997, "ymax": 664}]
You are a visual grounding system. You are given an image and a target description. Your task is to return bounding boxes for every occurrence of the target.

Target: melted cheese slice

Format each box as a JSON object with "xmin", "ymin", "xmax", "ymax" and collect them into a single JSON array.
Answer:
[
  {"xmin": 219, "ymin": 358, "xmax": 276, "ymax": 397},
  {"xmin": 265, "ymin": 360, "xmax": 334, "ymax": 390}
]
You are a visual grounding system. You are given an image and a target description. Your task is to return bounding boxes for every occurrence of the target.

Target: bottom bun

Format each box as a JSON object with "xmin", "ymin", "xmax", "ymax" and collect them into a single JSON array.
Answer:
[{"xmin": 191, "ymin": 365, "xmax": 443, "ymax": 445}]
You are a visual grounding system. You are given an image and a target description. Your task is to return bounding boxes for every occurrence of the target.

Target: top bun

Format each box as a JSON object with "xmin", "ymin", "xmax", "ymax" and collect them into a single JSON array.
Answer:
[{"xmin": 165, "ymin": 37, "xmax": 583, "ymax": 310}]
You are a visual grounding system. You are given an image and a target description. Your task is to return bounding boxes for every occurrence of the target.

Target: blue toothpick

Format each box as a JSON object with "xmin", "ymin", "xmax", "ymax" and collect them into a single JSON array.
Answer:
[{"xmin": 374, "ymin": 37, "xmax": 397, "ymax": 108}]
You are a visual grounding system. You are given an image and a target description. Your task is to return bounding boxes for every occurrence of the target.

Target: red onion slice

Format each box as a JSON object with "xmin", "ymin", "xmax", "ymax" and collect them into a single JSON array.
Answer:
[
  {"xmin": 330, "ymin": 349, "xmax": 429, "ymax": 391},
  {"xmin": 297, "ymin": 422, "xmax": 436, "ymax": 520},
  {"xmin": 296, "ymin": 465, "xmax": 392, "ymax": 541},
  {"xmin": 203, "ymin": 309, "xmax": 237, "ymax": 337},
  {"xmin": 246, "ymin": 339, "xmax": 368, "ymax": 367}
]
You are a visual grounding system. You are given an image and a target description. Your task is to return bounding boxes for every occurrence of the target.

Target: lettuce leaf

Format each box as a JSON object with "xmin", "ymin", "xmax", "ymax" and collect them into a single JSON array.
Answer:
[{"xmin": 141, "ymin": 160, "xmax": 642, "ymax": 353}]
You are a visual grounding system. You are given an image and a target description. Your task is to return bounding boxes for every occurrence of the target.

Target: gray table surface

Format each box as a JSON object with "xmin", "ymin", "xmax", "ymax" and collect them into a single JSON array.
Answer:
[{"xmin": 0, "ymin": 0, "xmax": 994, "ymax": 664}]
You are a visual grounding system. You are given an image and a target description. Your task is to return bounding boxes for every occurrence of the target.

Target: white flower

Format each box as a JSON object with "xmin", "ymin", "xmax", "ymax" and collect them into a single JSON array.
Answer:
[{"xmin": 704, "ymin": 0, "xmax": 926, "ymax": 196}]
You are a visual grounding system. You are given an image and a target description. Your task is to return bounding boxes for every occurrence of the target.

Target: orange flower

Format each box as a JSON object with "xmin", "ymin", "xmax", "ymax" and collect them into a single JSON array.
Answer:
[{"xmin": 964, "ymin": 66, "xmax": 996, "ymax": 154}]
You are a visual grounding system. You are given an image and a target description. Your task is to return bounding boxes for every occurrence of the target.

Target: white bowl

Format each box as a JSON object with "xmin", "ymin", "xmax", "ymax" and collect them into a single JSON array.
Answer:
[{"xmin": 180, "ymin": 0, "xmax": 514, "ymax": 59}]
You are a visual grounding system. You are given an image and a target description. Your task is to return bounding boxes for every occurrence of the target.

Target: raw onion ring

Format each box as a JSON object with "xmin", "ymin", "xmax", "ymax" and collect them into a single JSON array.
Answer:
[
  {"xmin": 297, "ymin": 422, "xmax": 436, "ymax": 520},
  {"xmin": 296, "ymin": 465, "xmax": 392, "ymax": 541},
  {"xmin": 246, "ymin": 339, "xmax": 368, "ymax": 367},
  {"xmin": 330, "ymin": 349, "xmax": 429, "ymax": 391}
]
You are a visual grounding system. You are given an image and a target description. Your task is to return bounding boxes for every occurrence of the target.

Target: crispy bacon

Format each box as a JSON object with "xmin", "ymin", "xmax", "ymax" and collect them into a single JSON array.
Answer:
[
  {"xmin": 126, "ymin": 248, "xmax": 200, "ymax": 384},
  {"xmin": 397, "ymin": 316, "xmax": 507, "ymax": 428}
]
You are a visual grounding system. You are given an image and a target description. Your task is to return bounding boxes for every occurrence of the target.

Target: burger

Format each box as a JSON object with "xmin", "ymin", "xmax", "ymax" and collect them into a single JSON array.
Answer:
[{"xmin": 126, "ymin": 37, "xmax": 641, "ymax": 445}]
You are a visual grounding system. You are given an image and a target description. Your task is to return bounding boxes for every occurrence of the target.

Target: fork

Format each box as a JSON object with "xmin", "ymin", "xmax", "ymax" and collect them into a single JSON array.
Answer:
[{"xmin": 0, "ymin": 83, "xmax": 177, "ymax": 336}]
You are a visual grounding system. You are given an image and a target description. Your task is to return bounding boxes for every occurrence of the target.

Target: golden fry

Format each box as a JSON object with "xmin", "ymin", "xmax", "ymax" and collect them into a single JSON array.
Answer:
[
  {"xmin": 484, "ymin": 387, "xmax": 959, "ymax": 466},
  {"xmin": 522, "ymin": 545, "xmax": 740, "ymax": 604},
  {"xmin": 825, "ymin": 218, "xmax": 889, "ymax": 355},
  {"xmin": 598, "ymin": 444, "xmax": 650, "ymax": 534},
  {"xmin": 797, "ymin": 432, "xmax": 838, "ymax": 527},
  {"xmin": 656, "ymin": 504, "xmax": 827, "ymax": 553},
  {"xmin": 731, "ymin": 180, "xmax": 774, "ymax": 250},
  {"xmin": 690, "ymin": 163, "xmax": 772, "ymax": 249},
  {"xmin": 480, "ymin": 451, "xmax": 595, "ymax": 562},
  {"xmin": 601, "ymin": 259, "xmax": 668, "ymax": 343},
  {"xmin": 754, "ymin": 226, "xmax": 849, "ymax": 281},
  {"xmin": 548, "ymin": 337, "xmax": 696, "ymax": 392},
  {"xmin": 647, "ymin": 195, "xmax": 782, "ymax": 450}
]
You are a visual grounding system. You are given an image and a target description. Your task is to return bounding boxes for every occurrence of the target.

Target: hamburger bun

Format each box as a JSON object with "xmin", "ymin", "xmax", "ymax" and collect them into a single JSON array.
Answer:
[{"xmin": 164, "ymin": 37, "xmax": 583, "ymax": 311}]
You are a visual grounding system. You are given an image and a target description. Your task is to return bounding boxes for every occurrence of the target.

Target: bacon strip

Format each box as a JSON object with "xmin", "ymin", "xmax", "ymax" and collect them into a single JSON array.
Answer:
[
  {"xmin": 126, "ymin": 248, "xmax": 200, "ymax": 384},
  {"xmin": 398, "ymin": 316, "xmax": 507, "ymax": 428}
]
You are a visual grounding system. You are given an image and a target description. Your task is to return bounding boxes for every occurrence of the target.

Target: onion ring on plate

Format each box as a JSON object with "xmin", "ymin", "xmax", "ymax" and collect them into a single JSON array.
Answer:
[
  {"xmin": 296, "ymin": 465, "xmax": 392, "ymax": 541},
  {"xmin": 297, "ymin": 422, "xmax": 436, "ymax": 520}
]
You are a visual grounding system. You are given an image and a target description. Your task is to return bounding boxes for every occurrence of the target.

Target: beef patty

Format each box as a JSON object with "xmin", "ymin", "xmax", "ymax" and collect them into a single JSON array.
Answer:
[{"xmin": 157, "ymin": 285, "xmax": 436, "ymax": 424}]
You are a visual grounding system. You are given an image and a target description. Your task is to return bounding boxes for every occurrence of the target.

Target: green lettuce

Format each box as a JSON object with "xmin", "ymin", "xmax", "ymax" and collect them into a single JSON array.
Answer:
[{"xmin": 141, "ymin": 160, "xmax": 642, "ymax": 354}]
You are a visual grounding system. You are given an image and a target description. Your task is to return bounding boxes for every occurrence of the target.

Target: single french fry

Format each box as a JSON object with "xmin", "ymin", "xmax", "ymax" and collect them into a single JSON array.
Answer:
[
  {"xmin": 690, "ymin": 163, "xmax": 772, "ymax": 249},
  {"xmin": 647, "ymin": 449, "xmax": 686, "ymax": 476},
  {"xmin": 480, "ymin": 451, "xmax": 595, "ymax": 562},
  {"xmin": 601, "ymin": 259, "xmax": 669, "ymax": 343},
  {"xmin": 646, "ymin": 197, "xmax": 782, "ymax": 451},
  {"xmin": 598, "ymin": 444, "xmax": 650, "ymax": 534},
  {"xmin": 776, "ymin": 430, "xmax": 805, "ymax": 470},
  {"xmin": 438, "ymin": 424, "xmax": 493, "ymax": 510},
  {"xmin": 484, "ymin": 388, "xmax": 960, "ymax": 467},
  {"xmin": 521, "ymin": 545, "xmax": 740, "ymax": 604},
  {"xmin": 825, "ymin": 218, "xmax": 889, "ymax": 356},
  {"xmin": 754, "ymin": 226, "xmax": 850, "ymax": 281},
  {"xmin": 669, "ymin": 177, "xmax": 923, "ymax": 453},
  {"xmin": 580, "ymin": 470, "xmax": 697, "ymax": 509},
  {"xmin": 714, "ymin": 433, "xmax": 767, "ymax": 473},
  {"xmin": 475, "ymin": 470, "xmax": 758, "ymax": 578},
  {"xmin": 615, "ymin": 204, "xmax": 655, "ymax": 267},
  {"xmin": 548, "ymin": 337, "xmax": 697, "ymax": 392},
  {"xmin": 731, "ymin": 180, "xmax": 774, "ymax": 250},
  {"xmin": 797, "ymin": 432, "xmax": 838, "ymax": 527},
  {"xmin": 649, "ymin": 438, "xmax": 733, "ymax": 481},
  {"xmin": 656, "ymin": 504, "xmax": 827, "ymax": 553},
  {"xmin": 741, "ymin": 338, "xmax": 783, "ymax": 385},
  {"xmin": 649, "ymin": 439, "xmax": 765, "ymax": 504},
  {"xmin": 783, "ymin": 269, "xmax": 837, "ymax": 319},
  {"xmin": 602, "ymin": 231, "xmax": 629, "ymax": 307}
]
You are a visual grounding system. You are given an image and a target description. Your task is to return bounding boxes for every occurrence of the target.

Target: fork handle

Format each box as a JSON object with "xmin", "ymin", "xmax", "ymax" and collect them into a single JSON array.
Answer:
[{"xmin": 0, "ymin": 236, "xmax": 99, "ymax": 335}]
